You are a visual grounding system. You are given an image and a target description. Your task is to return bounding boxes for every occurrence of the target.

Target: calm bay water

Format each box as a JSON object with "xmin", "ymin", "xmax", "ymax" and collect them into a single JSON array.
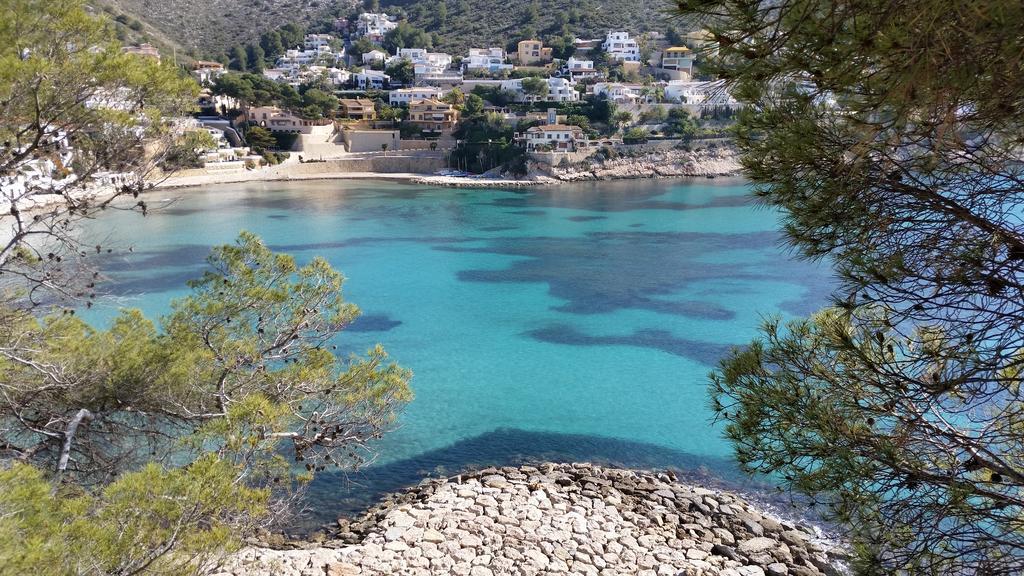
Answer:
[{"xmin": 79, "ymin": 178, "xmax": 834, "ymax": 524}]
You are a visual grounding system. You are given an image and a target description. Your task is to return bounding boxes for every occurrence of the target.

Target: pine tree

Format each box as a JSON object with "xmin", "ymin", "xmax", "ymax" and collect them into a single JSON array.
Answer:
[
  {"xmin": 228, "ymin": 44, "xmax": 247, "ymax": 71},
  {"xmin": 677, "ymin": 0, "xmax": 1024, "ymax": 572}
]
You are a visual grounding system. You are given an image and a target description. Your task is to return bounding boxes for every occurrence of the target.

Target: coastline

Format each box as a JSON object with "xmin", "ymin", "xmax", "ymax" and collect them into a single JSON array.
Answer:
[
  {"xmin": 149, "ymin": 145, "xmax": 741, "ymax": 191},
  {"xmin": 218, "ymin": 463, "xmax": 847, "ymax": 576}
]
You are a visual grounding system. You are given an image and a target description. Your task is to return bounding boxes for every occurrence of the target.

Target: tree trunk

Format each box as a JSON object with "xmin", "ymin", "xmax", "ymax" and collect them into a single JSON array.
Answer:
[{"xmin": 52, "ymin": 408, "xmax": 93, "ymax": 493}]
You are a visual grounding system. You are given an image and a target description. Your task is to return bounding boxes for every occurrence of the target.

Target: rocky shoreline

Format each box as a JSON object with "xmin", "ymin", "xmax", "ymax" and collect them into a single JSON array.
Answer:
[
  {"xmin": 215, "ymin": 463, "xmax": 847, "ymax": 576},
  {"xmin": 545, "ymin": 147, "xmax": 741, "ymax": 182}
]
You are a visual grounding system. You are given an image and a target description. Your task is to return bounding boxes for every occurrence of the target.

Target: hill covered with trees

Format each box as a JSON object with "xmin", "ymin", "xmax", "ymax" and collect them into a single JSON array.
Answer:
[
  {"xmin": 381, "ymin": 0, "xmax": 680, "ymax": 54},
  {"xmin": 97, "ymin": 0, "xmax": 682, "ymax": 59},
  {"xmin": 97, "ymin": 0, "xmax": 357, "ymax": 55}
]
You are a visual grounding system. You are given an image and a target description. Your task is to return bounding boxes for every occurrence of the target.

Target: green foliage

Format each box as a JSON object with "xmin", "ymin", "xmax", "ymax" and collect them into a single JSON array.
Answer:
[
  {"xmin": 245, "ymin": 126, "xmax": 277, "ymax": 153},
  {"xmin": 228, "ymin": 44, "xmax": 247, "ymax": 71},
  {"xmin": 612, "ymin": 110, "xmax": 633, "ymax": 130},
  {"xmin": 681, "ymin": 0, "xmax": 1024, "ymax": 572},
  {"xmin": 587, "ymin": 96, "xmax": 615, "ymax": 125},
  {"xmin": 351, "ymin": 36, "xmax": 384, "ymax": 58},
  {"xmin": 385, "ymin": 58, "xmax": 416, "ymax": 86},
  {"xmin": 104, "ymin": 0, "xmax": 323, "ymax": 54},
  {"xmin": 378, "ymin": 103, "xmax": 406, "ymax": 121},
  {"xmin": 520, "ymin": 76, "xmax": 549, "ymax": 99},
  {"xmin": 277, "ymin": 22, "xmax": 307, "ymax": 50},
  {"xmin": 213, "ymin": 72, "xmax": 301, "ymax": 108},
  {"xmin": 462, "ymin": 93, "xmax": 485, "ymax": 117},
  {"xmin": 665, "ymin": 27, "xmax": 683, "ymax": 46},
  {"xmin": 107, "ymin": 0, "xmax": 678, "ymax": 57},
  {"xmin": 471, "ymin": 85, "xmax": 517, "ymax": 107},
  {"xmin": 385, "ymin": 0, "xmax": 673, "ymax": 55},
  {"xmin": 245, "ymin": 43, "xmax": 266, "ymax": 72},
  {"xmin": 382, "ymin": 21, "xmax": 432, "ymax": 52},
  {"xmin": 0, "ymin": 458, "xmax": 267, "ymax": 575},
  {"xmin": 450, "ymin": 111, "xmax": 525, "ymax": 175},
  {"xmin": 271, "ymin": 131, "xmax": 299, "ymax": 152},
  {"xmin": 435, "ymin": 1, "xmax": 448, "ymax": 28},
  {"xmin": 0, "ymin": 232, "xmax": 412, "ymax": 572},
  {"xmin": 0, "ymin": 0, "xmax": 197, "ymax": 291},
  {"xmin": 161, "ymin": 130, "xmax": 218, "ymax": 170},
  {"xmin": 662, "ymin": 107, "xmax": 699, "ymax": 139},
  {"xmin": 259, "ymin": 30, "xmax": 285, "ymax": 61},
  {"xmin": 301, "ymin": 88, "xmax": 339, "ymax": 119},
  {"xmin": 547, "ymin": 33, "xmax": 575, "ymax": 60},
  {"xmin": 639, "ymin": 106, "xmax": 667, "ymax": 124},
  {"xmin": 622, "ymin": 126, "xmax": 647, "ymax": 143},
  {"xmin": 565, "ymin": 114, "xmax": 592, "ymax": 133},
  {"xmin": 442, "ymin": 87, "xmax": 465, "ymax": 106},
  {"xmin": 0, "ymin": 0, "xmax": 196, "ymax": 160}
]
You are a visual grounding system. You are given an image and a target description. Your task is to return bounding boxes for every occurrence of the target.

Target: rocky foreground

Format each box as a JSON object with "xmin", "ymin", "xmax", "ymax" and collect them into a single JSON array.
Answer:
[
  {"xmin": 215, "ymin": 463, "xmax": 847, "ymax": 576},
  {"xmin": 547, "ymin": 147, "xmax": 741, "ymax": 182}
]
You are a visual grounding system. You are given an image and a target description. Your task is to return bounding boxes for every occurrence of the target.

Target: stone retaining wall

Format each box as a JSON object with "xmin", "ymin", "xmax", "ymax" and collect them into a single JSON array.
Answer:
[
  {"xmin": 281, "ymin": 156, "xmax": 446, "ymax": 175},
  {"xmin": 214, "ymin": 463, "xmax": 847, "ymax": 576}
]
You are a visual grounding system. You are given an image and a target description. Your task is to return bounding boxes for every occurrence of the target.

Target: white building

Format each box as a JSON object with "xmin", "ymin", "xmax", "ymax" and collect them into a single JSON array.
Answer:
[
  {"xmin": 593, "ymin": 82, "xmax": 644, "ymax": 103},
  {"xmin": 564, "ymin": 57, "xmax": 598, "ymax": 81},
  {"xmin": 191, "ymin": 61, "xmax": 226, "ymax": 86},
  {"xmin": 573, "ymin": 38, "xmax": 601, "ymax": 51},
  {"xmin": 353, "ymin": 69, "xmax": 390, "ymax": 89},
  {"xmin": 248, "ymin": 106, "xmax": 334, "ymax": 136},
  {"xmin": 263, "ymin": 65, "xmax": 350, "ymax": 88},
  {"xmin": 304, "ymin": 34, "xmax": 336, "ymax": 51},
  {"xmin": 198, "ymin": 90, "xmax": 238, "ymax": 113},
  {"xmin": 356, "ymin": 13, "xmax": 397, "ymax": 42},
  {"xmin": 496, "ymin": 77, "xmax": 579, "ymax": 102},
  {"xmin": 531, "ymin": 77, "xmax": 579, "ymax": 102},
  {"xmin": 464, "ymin": 48, "xmax": 513, "ymax": 73},
  {"xmin": 661, "ymin": 47, "xmax": 694, "ymax": 75},
  {"xmin": 602, "ymin": 32, "xmax": 640, "ymax": 62},
  {"xmin": 309, "ymin": 66, "xmax": 351, "ymax": 86},
  {"xmin": 387, "ymin": 48, "xmax": 454, "ymax": 78},
  {"xmin": 276, "ymin": 44, "xmax": 343, "ymax": 70},
  {"xmin": 362, "ymin": 50, "xmax": 387, "ymax": 65},
  {"xmin": 416, "ymin": 70, "xmax": 465, "ymax": 85},
  {"xmin": 522, "ymin": 124, "xmax": 588, "ymax": 152},
  {"xmin": 664, "ymin": 80, "xmax": 738, "ymax": 107},
  {"xmin": 389, "ymin": 86, "xmax": 446, "ymax": 106}
]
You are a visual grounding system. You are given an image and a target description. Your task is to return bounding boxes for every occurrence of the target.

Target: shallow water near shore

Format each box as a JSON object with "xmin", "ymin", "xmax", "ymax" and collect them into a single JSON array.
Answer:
[{"xmin": 78, "ymin": 178, "xmax": 834, "ymax": 529}]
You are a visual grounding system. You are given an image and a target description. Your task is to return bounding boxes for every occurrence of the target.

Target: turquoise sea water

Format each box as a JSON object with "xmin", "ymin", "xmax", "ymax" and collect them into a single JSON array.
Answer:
[{"xmin": 79, "ymin": 178, "xmax": 834, "ymax": 524}]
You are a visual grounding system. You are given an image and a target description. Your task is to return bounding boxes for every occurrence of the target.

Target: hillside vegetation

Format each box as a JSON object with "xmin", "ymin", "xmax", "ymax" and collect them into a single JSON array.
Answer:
[
  {"xmin": 98, "ymin": 0, "xmax": 357, "ymax": 55},
  {"xmin": 384, "ymin": 0, "xmax": 682, "ymax": 54},
  {"xmin": 99, "ymin": 0, "xmax": 683, "ymax": 58}
]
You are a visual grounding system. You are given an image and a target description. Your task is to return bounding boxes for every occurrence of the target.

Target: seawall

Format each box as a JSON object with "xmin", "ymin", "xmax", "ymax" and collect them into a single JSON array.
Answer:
[{"xmin": 152, "ymin": 154, "xmax": 447, "ymax": 189}]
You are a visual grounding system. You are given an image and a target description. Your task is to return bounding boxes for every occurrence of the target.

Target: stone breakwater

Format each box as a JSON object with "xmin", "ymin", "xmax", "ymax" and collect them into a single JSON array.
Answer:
[
  {"xmin": 214, "ymin": 463, "xmax": 847, "ymax": 576},
  {"xmin": 548, "ymin": 147, "xmax": 741, "ymax": 182}
]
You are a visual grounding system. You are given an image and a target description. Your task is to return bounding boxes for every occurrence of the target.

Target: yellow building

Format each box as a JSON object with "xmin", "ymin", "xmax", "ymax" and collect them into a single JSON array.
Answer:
[
  {"xmin": 339, "ymin": 98, "xmax": 377, "ymax": 120},
  {"xmin": 662, "ymin": 46, "xmax": 695, "ymax": 73},
  {"xmin": 407, "ymin": 99, "xmax": 459, "ymax": 133},
  {"xmin": 517, "ymin": 40, "xmax": 553, "ymax": 65}
]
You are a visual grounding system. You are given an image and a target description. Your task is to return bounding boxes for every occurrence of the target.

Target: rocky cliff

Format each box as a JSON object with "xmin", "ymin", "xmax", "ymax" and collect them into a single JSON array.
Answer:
[
  {"xmin": 215, "ymin": 463, "xmax": 847, "ymax": 576},
  {"xmin": 543, "ymin": 147, "xmax": 742, "ymax": 182}
]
